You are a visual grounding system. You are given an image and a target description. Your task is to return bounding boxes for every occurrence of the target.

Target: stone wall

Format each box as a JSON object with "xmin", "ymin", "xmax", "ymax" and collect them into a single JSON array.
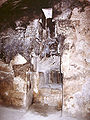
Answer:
[
  {"xmin": 0, "ymin": 58, "xmax": 33, "ymax": 109},
  {"xmin": 61, "ymin": 6, "xmax": 90, "ymax": 118},
  {"xmin": 0, "ymin": 17, "xmax": 63, "ymax": 109}
]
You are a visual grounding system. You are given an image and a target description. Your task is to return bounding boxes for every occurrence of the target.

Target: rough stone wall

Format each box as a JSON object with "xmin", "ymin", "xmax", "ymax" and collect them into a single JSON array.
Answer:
[
  {"xmin": 61, "ymin": 6, "xmax": 90, "ymax": 118},
  {"xmin": 0, "ymin": 59, "xmax": 25, "ymax": 107},
  {"xmin": 0, "ymin": 59, "xmax": 14, "ymax": 106},
  {"xmin": 0, "ymin": 19, "xmax": 40, "ymax": 63},
  {"xmin": 0, "ymin": 17, "xmax": 63, "ymax": 109},
  {"xmin": 0, "ymin": 58, "xmax": 33, "ymax": 109}
]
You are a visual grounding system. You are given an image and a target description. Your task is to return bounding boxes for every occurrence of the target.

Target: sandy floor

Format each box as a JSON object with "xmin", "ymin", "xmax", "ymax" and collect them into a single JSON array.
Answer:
[{"xmin": 0, "ymin": 104, "xmax": 85, "ymax": 120}]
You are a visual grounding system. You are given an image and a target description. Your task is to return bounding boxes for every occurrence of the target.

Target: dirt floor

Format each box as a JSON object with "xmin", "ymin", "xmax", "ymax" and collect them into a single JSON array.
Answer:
[{"xmin": 0, "ymin": 104, "xmax": 85, "ymax": 120}]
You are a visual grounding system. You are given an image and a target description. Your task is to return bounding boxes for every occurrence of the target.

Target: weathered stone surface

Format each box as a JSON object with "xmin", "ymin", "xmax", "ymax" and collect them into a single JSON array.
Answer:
[
  {"xmin": 61, "ymin": 6, "xmax": 90, "ymax": 117},
  {"xmin": 26, "ymin": 89, "xmax": 33, "ymax": 110},
  {"xmin": 0, "ymin": 80, "xmax": 13, "ymax": 91},
  {"xmin": 9, "ymin": 91, "xmax": 25, "ymax": 99},
  {"xmin": 0, "ymin": 59, "xmax": 32, "ymax": 108},
  {"xmin": 13, "ymin": 77, "xmax": 26, "ymax": 92},
  {"xmin": 34, "ymin": 87, "xmax": 62, "ymax": 109},
  {"xmin": 0, "ymin": 59, "xmax": 14, "ymax": 74},
  {"xmin": 10, "ymin": 97, "xmax": 23, "ymax": 107},
  {"xmin": 13, "ymin": 63, "xmax": 30, "ymax": 81}
]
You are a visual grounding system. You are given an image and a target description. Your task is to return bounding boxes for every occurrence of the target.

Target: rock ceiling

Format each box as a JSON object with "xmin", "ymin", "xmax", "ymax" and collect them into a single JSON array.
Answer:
[{"xmin": 0, "ymin": 0, "xmax": 89, "ymax": 31}]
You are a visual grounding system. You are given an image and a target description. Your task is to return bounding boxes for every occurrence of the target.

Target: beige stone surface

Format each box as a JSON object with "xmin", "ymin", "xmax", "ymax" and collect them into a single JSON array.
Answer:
[
  {"xmin": 13, "ymin": 63, "xmax": 30, "ymax": 81},
  {"xmin": 0, "ymin": 59, "xmax": 31, "ymax": 108},
  {"xmin": 61, "ymin": 6, "xmax": 90, "ymax": 117},
  {"xmin": 34, "ymin": 87, "xmax": 62, "ymax": 109}
]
